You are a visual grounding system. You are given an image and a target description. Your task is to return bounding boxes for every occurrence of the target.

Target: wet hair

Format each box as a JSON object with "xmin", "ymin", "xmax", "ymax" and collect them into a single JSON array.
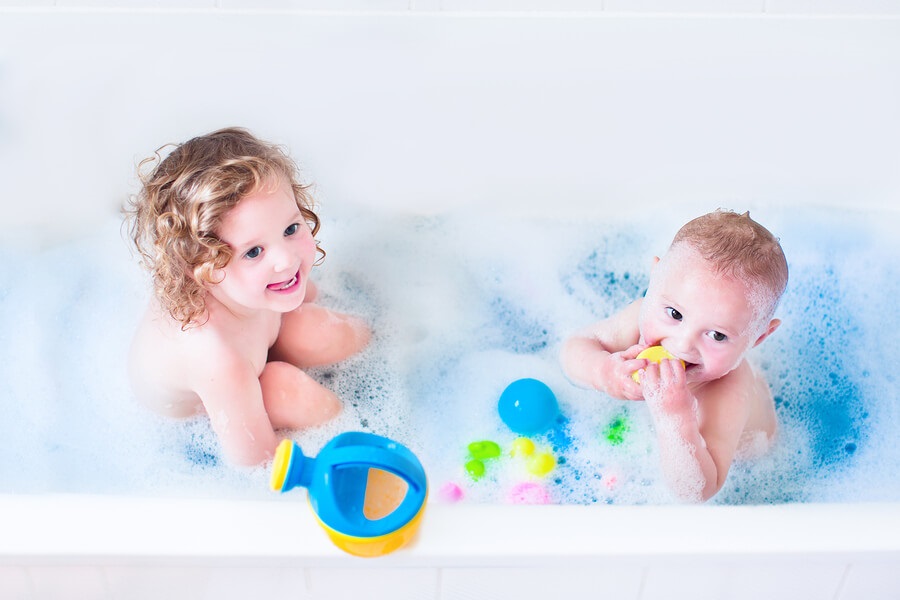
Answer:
[
  {"xmin": 125, "ymin": 127, "xmax": 323, "ymax": 329},
  {"xmin": 671, "ymin": 209, "xmax": 789, "ymax": 319}
]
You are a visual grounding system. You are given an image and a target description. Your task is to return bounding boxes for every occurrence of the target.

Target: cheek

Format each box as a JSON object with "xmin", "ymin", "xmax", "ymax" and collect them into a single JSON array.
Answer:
[
  {"xmin": 705, "ymin": 344, "xmax": 744, "ymax": 373},
  {"xmin": 297, "ymin": 233, "xmax": 318, "ymax": 261},
  {"xmin": 219, "ymin": 263, "xmax": 256, "ymax": 290}
]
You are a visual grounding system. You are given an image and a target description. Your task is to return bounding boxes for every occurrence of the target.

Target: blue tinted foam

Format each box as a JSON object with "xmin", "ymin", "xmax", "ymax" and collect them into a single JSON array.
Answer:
[
  {"xmin": 770, "ymin": 267, "xmax": 867, "ymax": 471},
  {"xmin": 486, "ymin": 296, "xmax": 552, "ymax": 354}
]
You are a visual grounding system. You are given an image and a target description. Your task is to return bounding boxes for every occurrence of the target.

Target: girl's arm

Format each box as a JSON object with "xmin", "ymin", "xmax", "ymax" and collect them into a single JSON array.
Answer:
[{"xmin": 192, "ymin": 347, "xmax": 279, "ymax": 466}]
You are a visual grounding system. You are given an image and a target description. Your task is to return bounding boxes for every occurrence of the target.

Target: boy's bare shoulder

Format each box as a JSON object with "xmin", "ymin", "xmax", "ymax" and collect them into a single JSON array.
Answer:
[
  {"xmin": 584, "ymin": 298, "xmax": 643, "ymax": 349},
  {"xmin": 696, "ymin": 360, "xmax": 776, "ymax": 437}
]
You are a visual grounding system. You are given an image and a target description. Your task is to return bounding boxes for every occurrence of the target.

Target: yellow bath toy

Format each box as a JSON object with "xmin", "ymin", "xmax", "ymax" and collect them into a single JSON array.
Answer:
[
  {"xmin": 526, "ymin": 451, "xmax": 556, "ymax": 477},
  {"xmin": 510, "ymin": 437, "xmax": 536, "ymax": 458},
  {"xmin": 631, "ymin": 346, "xmax": 685, "ymax": 383}
]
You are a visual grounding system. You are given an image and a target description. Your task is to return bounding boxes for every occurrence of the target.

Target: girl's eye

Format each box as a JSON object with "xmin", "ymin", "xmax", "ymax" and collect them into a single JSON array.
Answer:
[
  {"xmin": 666, "ymin": 307, "xmax": 683, "ymax": 321},
  {"xmin": 707, "ymin": 331, "xmax": 728, "ymax": 342},
  {"xmin": 244, "ymin": 246, "xmax": 262, "ymax": 259},
  {"xmin": 284, "ymin": 223, "xmax": 300, "ymax": 236}
]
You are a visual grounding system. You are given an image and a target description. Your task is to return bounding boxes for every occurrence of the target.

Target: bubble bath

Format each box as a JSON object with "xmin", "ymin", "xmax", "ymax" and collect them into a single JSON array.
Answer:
[{"xmin": 2, "ymin": 206, "xmax": 897, "ymax": 507}]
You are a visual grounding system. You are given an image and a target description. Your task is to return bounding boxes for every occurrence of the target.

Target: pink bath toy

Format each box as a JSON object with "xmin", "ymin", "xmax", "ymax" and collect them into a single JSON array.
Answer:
[
  {"xmin": 439, "ymin": 481, "xmax": 465, "ymax": 503},
  {"xmin": 603, "ymin": 471, "xmax": 620, "ymax": 491},
  {"xmin": 508, "ymin": 482, "xmax": 550, "ymax": 505}
]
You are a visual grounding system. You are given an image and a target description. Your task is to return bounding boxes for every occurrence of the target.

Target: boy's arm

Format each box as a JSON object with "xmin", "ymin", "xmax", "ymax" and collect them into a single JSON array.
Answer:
[
  {"xmin": 191, "ymin": 347, "xmax": 280, "ymax": 466},
  {"xmin": 641, "ymin": 360, "xmax": 752, "ymax": 502},
  {"xmin": 561, "ymin": 299, "xmax": 647, "ymax": 400}
]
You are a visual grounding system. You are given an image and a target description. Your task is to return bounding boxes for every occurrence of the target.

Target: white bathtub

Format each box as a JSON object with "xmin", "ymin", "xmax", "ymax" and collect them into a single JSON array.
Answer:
[{"xmin": 1, "ymin": 8, "xmax": 899, "ymax": 600}]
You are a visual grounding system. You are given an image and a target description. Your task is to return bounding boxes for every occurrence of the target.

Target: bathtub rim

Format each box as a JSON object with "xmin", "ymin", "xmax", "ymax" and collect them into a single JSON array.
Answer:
[{"xmin": 4, "ymin": 493, "xmax": 899, "ymax": 565}]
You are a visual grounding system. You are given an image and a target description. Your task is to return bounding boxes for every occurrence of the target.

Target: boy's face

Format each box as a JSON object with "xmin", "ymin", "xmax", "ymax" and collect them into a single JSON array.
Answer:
[
  {"xmin": 209, "ymin": 176, "xmax": 317, "ymax": 315},
  {"xmin": 638, "ymin": 244, "xmax": 775, "ymax": 385}
]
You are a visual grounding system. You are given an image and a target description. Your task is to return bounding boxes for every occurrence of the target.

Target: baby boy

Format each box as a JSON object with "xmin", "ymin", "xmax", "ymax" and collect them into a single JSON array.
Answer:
[{"xmin": 562, "ymin": 210, "xmax": 788, "ymax": 502}]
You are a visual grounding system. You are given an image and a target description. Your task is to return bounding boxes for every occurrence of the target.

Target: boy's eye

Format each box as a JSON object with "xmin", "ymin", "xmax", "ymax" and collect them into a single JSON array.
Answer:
[
  {"xmin": 707, "ymin": 331, "xmax": 728, "ymax": 342},
  {"xmin": 244, "ymin": 246, "xmax": 262, "ymax": 259},
  {"xmin": 666, "ymin": 307, "xmax": 683, "ymax": 321},
  {"xmin": 284, "ymin": 223, "xmax": 300, "ymax": 236}
]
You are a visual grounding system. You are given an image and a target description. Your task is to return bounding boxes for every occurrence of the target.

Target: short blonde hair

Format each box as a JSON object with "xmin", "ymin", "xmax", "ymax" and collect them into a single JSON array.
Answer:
[
  {"xmin": 671, "ymin": 209, "xmax": 788, "ymax": 318},
  {"xmin": 126, "ymin": 127, "xmax": 323, "ymax": 329}
]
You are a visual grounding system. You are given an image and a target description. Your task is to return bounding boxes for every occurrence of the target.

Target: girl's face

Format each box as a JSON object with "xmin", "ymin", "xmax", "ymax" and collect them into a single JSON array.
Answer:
[{"xmin": 208, "ymin": 176, "xmax": 317, "ymax": 316}]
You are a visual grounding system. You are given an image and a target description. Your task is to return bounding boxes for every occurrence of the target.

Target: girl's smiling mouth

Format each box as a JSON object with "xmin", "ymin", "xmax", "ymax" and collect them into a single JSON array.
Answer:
[{"xmin": 267, "ymin": 271, "xmax": 300, "ymax": 292}]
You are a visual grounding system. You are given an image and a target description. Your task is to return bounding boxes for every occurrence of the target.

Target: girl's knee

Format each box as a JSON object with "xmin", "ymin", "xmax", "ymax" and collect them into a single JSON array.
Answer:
[{"xmin": 260, "ymin": 361, "xmax": 341, "ymax": 430}]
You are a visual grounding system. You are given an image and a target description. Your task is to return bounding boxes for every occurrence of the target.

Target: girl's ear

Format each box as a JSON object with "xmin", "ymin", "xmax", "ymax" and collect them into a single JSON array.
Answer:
[{"xmin": 753, "ymin": 318, "xmax": 781, "ymax": 348}]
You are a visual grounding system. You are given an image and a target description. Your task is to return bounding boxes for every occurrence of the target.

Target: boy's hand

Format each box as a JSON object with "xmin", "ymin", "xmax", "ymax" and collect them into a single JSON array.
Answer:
[
  {"xmin": 639, "ymin": 358, "xmax": 694, "ymax": 417},
  {"xmin": 601, "ymin": 344, "xmax": 650, "ymax": 401}
]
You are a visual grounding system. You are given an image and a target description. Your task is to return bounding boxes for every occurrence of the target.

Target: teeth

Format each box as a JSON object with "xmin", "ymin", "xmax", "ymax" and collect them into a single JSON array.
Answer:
[{"xmin": 278, "ymin": 276, "xmax": 297, "ymax": 290}]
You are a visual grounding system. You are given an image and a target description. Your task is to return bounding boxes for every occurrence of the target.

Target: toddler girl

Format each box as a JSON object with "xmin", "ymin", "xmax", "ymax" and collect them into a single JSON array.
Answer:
[{"xmin": 126, "ymin": 128, "xmax": 370, "ymax": 466}]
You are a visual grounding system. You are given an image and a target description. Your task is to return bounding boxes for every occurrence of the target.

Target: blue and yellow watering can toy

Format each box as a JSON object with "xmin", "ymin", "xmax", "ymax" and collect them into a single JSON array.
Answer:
[{"xmin": 270, "ymin": 431, "xmax": 428, "ymax": 557}]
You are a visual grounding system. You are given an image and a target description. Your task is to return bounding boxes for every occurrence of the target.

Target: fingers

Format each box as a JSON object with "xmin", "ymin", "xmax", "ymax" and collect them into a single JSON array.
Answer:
[
  {"xmin": 621, "ymin": 377, "xmax": 644, "ymax": 401},
  {"xmin": 640, "ymin": 358, "xmax": 685, "ymax": 391},
  {"xmin": 622, "ymin": 343, "xmax": 648, "ymax": 359},
  {"xmin": 658, "ymin": 358, "xmax": 686, "ymax": 386}
]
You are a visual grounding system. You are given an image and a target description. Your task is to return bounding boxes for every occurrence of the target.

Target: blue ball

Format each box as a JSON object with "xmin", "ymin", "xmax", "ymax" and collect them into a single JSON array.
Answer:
[{"xmin": 498, "ymin": 378, "xmax": 559, "ymax": 435}]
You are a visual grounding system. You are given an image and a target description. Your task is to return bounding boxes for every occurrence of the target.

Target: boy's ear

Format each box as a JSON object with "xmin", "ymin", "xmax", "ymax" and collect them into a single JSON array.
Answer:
[{"xmin": 753, "ymin": 318, "xmax": 781, "ymax": 348}]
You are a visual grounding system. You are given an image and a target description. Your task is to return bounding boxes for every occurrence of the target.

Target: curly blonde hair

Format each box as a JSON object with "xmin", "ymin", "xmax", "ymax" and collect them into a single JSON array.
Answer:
[
  {"xmin": 671, "ymin": 209, "xmax": 789, "ymax": 318},
  {"xmin": 126, "ymin": 127, "xmax": 324, "ymax": 329}
]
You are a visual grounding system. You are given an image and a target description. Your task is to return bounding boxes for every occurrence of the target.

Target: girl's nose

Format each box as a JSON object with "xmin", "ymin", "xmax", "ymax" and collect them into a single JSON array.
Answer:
[{"xmin": 270, "ymin": 243, "xmax": 296, "ymax": 273}]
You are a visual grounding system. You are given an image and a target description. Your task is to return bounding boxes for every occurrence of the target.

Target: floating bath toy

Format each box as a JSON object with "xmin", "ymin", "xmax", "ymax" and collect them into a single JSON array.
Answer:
[
  {"xmin": 508, "ymin": 482, "xmax": 550, "ymax": 505},
  {"xmin": 464, "ymin": 440, "xmax": 502, "ymax": 481},
  {"xmin": 631, "ymin": 346, "xmax": 685, "ymax": 383},
  {"xmin": 602, "ymin": 471, "xmax": 620, "ymax": 490},
  {"xmin": 465, "ymin": 458, "xmax": 486, "ymax": 481},
  {"xmin": 603, "ymin": 414, "xmax": 631, "ymax": 446},
  {"xmin": 510, "ymin": 437, "xmax": 535, "ymax": 458},
  {"xmin": 438, "ymin": 481, "xmax": 464, "ymax": 503},
  {"xmin": 270, "ymin": 432, "xmax": 428, "ymax": 558},
  {"xmin": 498, "ymin": 378, "xmax": 559, "ymax": 435},
  {"xmin": 468, "ymin": 440, "xmax": 501, "ymax": 460},
  {"xmin": 526, "ymin": 451, "xmax": 556, "ymax": 477}
]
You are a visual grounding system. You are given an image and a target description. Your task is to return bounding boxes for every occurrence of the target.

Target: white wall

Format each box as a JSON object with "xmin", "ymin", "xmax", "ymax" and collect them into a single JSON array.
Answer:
[{"xmin": 2, "ymin": 9, "xmax": 898, "ymax": 246}]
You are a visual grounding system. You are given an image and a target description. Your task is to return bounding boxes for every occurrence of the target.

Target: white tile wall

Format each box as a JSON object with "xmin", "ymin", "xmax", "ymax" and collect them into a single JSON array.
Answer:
[
  {"xmin": 604, "ymin": 0, "xmax": 765, "ymax": 13},
  {"xmin": 104, "ymin": 566, "xmax": 312, "ymax": 600},
  {"xmin": 641, "ymin": 559, "xmax": 849, "ymax": 600},
  {"xmin": 441, "ymin": 565, "xmax": 644, "ymax": 599},
  {"xmin": 5, "ymin": 560, "xmax": 898, "ymax": 599},
  {"xmin": 838, "ymin": 560, "xmax": 900, "ymax": 600},
  {"xmin": 305, "ymin": 567, "xmax": 439, "ymax": 600},
  {"xmin": 28, "ymin": 565, "xmax": 111, "ymax": 600},
  {"xmin": 2, "ymin": 0, "xmax": 900, "ymax": 13},
  {"xmin": 0, "ymin": 566, "xmax": 32, "ymax": 599}
]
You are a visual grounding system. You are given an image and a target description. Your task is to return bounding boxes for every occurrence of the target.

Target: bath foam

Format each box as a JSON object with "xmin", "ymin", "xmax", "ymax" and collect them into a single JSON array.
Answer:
[{"xmin": 0, "ymin": 207, "xmax": 897, "ymax": 506}]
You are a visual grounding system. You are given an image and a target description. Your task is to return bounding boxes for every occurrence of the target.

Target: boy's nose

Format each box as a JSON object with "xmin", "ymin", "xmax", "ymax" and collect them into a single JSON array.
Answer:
[{"xmin": 665, "ymin": 336, "xmax": 694, "ymax": 359}]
